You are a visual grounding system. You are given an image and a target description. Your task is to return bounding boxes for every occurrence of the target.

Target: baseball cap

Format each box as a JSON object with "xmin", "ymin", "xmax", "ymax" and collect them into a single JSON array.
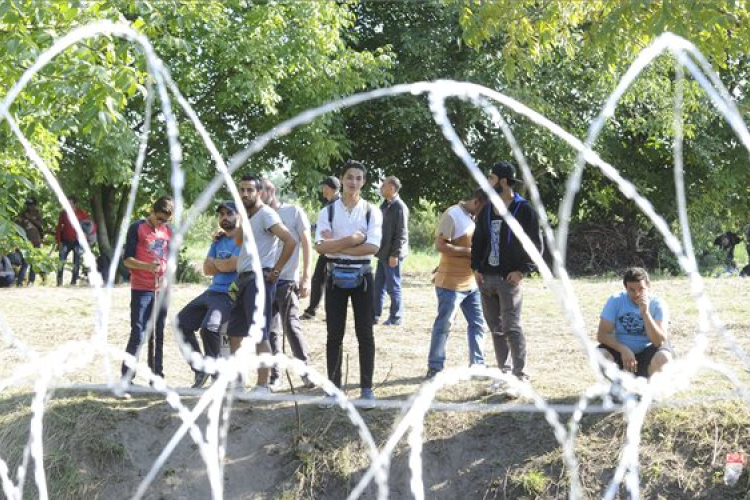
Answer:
[
  {"xmin": 319, "ymin": 176, "xmax": 341, "ymax": 191},
  {"xmin": 216, "ymin": 201, "xmax": 237, "ymax": 214},
  {"xmin": 490, "ymin": 161, "xmax": 521, "ymax": 184}
]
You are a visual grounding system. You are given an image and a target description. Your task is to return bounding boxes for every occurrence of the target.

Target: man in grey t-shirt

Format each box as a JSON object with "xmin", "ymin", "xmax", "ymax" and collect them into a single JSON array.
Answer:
[
  {"xmin": 262, "ymin": 179, "xmax": 315, "ymax": 390},
  {"xmin": 227, "ymin": 175, "xmax": 296, "ymax": 394}
]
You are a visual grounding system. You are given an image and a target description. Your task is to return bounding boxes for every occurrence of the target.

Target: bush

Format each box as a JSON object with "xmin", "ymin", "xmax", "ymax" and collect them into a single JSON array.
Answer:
[{"xmin": 409, "ymin": 199, "xmax": 439, "ymax": 252}]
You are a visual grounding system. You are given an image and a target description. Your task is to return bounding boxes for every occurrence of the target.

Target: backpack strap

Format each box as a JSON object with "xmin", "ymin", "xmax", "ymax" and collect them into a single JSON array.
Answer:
[{"xmin": 328, "ymin": 202, "xmax": 371, "ymax": 227}]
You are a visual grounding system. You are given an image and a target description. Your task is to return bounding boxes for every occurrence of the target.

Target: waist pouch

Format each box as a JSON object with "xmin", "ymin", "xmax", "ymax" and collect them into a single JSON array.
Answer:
[{"xmin": 329, "ymin": 263, "xmax": 370, "ymax": 290}]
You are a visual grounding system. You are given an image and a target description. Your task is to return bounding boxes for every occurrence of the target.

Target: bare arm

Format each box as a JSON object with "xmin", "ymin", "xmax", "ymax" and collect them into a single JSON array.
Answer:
[
  {"xmin": 269, "ymin": 223, "xmax": 296, "ymax": 276},
  {"xmin": 124, "ymin": 256, "xmax": 158, "ymax": 273},
  {"xmin": 298, "ymin": 228, "xmax": 312, "ymax": 297},
  {"xmin": 203, "ymin": 256, "xmax": 238, "ymax": 276},
  {"xmin": 638, "ymin": 295, "xmax": 668, "ymax": 346},
  {"xmin": 435, "ymin": 233, "xmax": 471, "ymax": 257}
]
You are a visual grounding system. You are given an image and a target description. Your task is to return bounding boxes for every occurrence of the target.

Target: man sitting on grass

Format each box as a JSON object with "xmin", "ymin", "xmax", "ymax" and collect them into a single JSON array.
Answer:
[{"xmin": 596, "ymin": 267, "xmax": 673, "ymax": 378}]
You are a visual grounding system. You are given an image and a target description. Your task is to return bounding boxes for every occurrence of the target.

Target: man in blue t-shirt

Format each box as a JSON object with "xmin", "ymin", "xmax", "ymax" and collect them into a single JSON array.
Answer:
[
  {"xmin": 176, "ymin": 201, "xmax": 240, "ymax": 388},
  {"xmin": 597, "ymin": 267, "xmax": 673, "ymax": 378}
]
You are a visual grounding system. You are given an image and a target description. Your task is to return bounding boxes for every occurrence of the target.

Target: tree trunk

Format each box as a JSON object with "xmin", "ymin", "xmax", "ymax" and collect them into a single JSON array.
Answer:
[{"xmin": 91, "ymin": 185, "xmax": 129, "ymax": 257}]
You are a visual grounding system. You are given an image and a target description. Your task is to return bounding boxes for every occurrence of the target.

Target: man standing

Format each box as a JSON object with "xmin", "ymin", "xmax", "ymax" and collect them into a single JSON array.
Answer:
[
  {"xmin": 121, "ymin": 196, "xmax": 173, "ymax": 385},
  {"xmin": 0, "ymin": 254, "xmax": 14, "ymax": 287},
  {"xmin": 17, "ymin": 197, "xmax": 45, "ymax": 286},
  {"xmin": 372, "ymin": 176, "xmax": 409, "ymax": 326},
  {"xmin": 226, "ymin": 175, "xmax": 296, "ymax": 395},
  {"xmin": 315, "ymin": 160, "xmax": 382, "ymax": 403},
  {"xmin": 176, "ymin": 201, "xmax": 240, "ymax": 389},
  {"xmin": 55, "ymin": 195, "xmax": 91, "ymax": 286},
  {"xmin": 471, "ymin": 161, "xmax": 541, "ymax": 395},
  {"xmin": 597, "ymin": 267, "xmax": 673, "ymax": 378},
  {"xmin": 301, "ymin": 176, "xmax": 340, "ymax": 321},
  {"xmin": 261, "ymin": 179, "xmax": 315, "ymax": 390},
  {"xmin": 426, "ymin": 189, "xmax": 488, "ymax": 379}
]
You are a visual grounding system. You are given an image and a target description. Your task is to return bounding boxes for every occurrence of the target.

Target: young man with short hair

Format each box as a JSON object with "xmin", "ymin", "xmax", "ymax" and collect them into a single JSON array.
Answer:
[
  {"xmin": 226, "ymin": 175, "xmax": 296, "ymax": 394},
  {"xmin": 597, "ymin": 267, "xmax": 673, "ymax": 378},
  {"xmin": 301, "ymin": 176, "xmax": 341, "ymax": 321},
  {"xmin": 315, "ymin": 160, "xmax": 383, "ymax": 402},
  {"xmin": 121, "ymin": 196, "xmax": 173, "ymax": 385},
  {"xmin": 372, "ymin": 175, "xmax": 409, "ymax": 326},
  {"xmin": 176, "ymin": 201, "xmax": 240, "ymax": 389},
  {"xmin": 426, "ymin": 188, "xmax": 488, "ymax": 379}
]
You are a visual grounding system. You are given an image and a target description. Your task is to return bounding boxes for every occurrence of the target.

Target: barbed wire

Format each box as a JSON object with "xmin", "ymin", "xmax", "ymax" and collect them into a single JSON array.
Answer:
[{"xmin": 0, "ymin": 21, "xmax": 748, "ymax": 500}]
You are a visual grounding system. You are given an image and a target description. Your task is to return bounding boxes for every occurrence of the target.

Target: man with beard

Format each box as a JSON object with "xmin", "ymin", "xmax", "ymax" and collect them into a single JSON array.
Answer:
[
  {"xmin": 176, "ymin": 201, "xmax": 240, "ymax": 389},
  {"xmin": 471, "ymin": 161, "xmax": 542, "ymax": 397},
  {"xmin": 227, "ymin": 175, "xmax": 296, "ymax": 394}
]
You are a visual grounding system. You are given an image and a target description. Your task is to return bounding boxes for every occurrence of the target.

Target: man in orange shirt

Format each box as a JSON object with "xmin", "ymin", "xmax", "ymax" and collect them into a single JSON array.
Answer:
[{"xmin": 425, "ymin": 189, "xmax": 488, "ymax": 379}]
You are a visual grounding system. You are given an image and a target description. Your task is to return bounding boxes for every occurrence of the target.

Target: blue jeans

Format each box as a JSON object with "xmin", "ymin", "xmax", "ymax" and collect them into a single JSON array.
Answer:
[
  {"xmin": 122, "ymin": 290, "xmax": 168, "ymax": 380},
  {"xmin": 428, "ymin": 287, "xmax": 485, "ymax": 370},
  {"xmin": 57, "ymin": 241, "xmax": 81, "ymax": 285},
  {"xmin": 372, "ymin": 258, "xmax": 402, "ymax": 322}
]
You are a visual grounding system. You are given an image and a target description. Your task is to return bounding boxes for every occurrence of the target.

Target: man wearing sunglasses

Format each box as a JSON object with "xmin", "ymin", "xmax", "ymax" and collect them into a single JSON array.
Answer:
[{"xmin": 120, "ymin": 196, "xmax": 174, "ymax": 389}]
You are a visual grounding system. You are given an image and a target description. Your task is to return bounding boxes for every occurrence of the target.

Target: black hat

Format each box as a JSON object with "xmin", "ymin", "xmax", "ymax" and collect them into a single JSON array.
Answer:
[
  {"xmin": 319, "ymin": 176, "xmax": 341, "ymax": 191},
  {"xmin": 25, "ymin": 197, "xmax": 37, "ymax": 205},
  {"xmin": 490, "ymin": 161, "xmax": 521, "ymax": 184},
  {"xmin": 216, "ymin": 201, "xmax": 237, "ymax": 214}
]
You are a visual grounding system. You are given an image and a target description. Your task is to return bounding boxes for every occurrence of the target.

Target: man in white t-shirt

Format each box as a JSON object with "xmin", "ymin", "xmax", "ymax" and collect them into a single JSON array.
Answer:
[
  {"xmin": 226, "ymin": 175, "xmax": 296, "ymax": 394},
  {"xmin": 315, "ymin": 160, "xmax": 382, "ymax": 403},
  {"xmin": 426, "ymin": 189, "xmax": 488, "ymax": 380},
  {"xmin": 596, "ymin": 267, "xmax": 673, "ymax": 378},
  {"xmin": 261, "ymin": 179, "xmax": 315, "ymax": 390}
]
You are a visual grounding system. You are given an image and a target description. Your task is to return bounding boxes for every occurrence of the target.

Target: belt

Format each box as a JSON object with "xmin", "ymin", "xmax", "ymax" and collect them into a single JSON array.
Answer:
[
  {"xmin": 239, "ymin": 270, "xmax": 255, "ymax": 278},
  {"xmin": 328, "ymin": 258, "xmax": 371, "ymax": 265}
]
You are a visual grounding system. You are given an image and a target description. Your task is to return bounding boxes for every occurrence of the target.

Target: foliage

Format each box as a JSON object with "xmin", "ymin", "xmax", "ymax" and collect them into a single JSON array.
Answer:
[
  {"xmin": 408, "ymin": 199, "xmax": 440, "ymax": 252},
  {"xmin": 0, "ymin": 0, "xmax": 393, "ymax": 256}
]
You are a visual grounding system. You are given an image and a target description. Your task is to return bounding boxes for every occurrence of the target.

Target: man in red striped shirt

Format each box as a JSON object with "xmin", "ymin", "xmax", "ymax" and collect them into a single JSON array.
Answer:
[{"xmin": 120, "ymin": 196, "xmax": 173, "ymax": 386}]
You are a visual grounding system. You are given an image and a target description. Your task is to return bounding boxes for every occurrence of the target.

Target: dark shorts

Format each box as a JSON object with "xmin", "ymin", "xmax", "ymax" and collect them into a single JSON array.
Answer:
[
  {"xmin": 226, "ymin": 272, "xmax": 260, "ymax": 339},
  {"xmin": 598, "ymin": 343, "xmax": 674, "ymax": 378}
]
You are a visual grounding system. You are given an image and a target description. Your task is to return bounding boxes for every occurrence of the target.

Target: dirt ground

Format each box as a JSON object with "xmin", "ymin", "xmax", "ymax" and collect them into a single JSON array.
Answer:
[{"xmin": 1, "ymin": 273, "xmax": 749, "ymax": 499}]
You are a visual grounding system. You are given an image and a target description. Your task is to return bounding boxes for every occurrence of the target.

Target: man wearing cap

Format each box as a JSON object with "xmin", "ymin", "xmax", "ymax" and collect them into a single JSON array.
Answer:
[
  {"xmin": 301, "ymin": 175, "xmax": 341, "ymax": 320},
  {"xmin": 16, "ymin": 197, "xmax": 45, "ymax": 286},
  {"xmin": 471, "ymin": 161, "xmax": 542, "ymax": 396},
  {"xmin": 175, "ymin": 201, "xmax": 240, "ymax": 389},
  {"xmin": 372, "ymin": 175, "xmax": 409, "ymax": 326},
  {"xmin": 261, "ymin": 179, "xmax": 315, "ymax": 390}
]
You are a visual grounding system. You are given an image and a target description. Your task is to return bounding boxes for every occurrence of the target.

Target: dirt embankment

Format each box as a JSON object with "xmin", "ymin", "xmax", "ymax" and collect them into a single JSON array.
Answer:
[{"xmin": 2, "ymin": 392, "xmax": 750, "ymax": 500}]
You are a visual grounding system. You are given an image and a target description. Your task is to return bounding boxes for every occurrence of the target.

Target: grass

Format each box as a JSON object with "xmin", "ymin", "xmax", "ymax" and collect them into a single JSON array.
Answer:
[{"xmin": 2, "ymin": 274, "xmax": 750, "ymax": 498}]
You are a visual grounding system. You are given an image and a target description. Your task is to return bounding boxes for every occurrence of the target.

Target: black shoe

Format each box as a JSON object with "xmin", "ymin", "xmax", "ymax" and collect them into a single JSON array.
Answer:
[
  {"xmin": 191, "ymin": 372, "xmax": 209, "ymax": 389},
  {"xmin": 300, "ymin": 311, "xmax": 315, "ymax": 320},
  {"xmin": 425, "ymin": 368, "xmax": 440, "ymax": 381}
]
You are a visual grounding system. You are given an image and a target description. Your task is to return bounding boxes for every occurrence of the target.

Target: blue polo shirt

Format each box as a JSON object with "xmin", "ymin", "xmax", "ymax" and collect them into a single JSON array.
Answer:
[{"xmin": 207, "ymin": 235, "xmax": 240, "ymax": 293}]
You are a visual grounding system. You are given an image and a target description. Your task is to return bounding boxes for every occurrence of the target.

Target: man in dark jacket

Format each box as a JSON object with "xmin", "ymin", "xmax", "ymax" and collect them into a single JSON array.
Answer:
[
  {"xmin": 471, "ymin": 161, "xmax": 541, "ymax": 396},
  {"xmin": 372, "ymin": 176, "xmax": 409, "ymax": 326}
]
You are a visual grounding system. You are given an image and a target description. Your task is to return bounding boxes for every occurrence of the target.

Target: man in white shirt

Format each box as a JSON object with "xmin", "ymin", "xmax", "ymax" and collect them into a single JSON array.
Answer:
[
  {"xmin": 315, "ymin": 160, "xmax": 382, "ymax": 403},
  {"xmin": 261, "ymin": 179, "xmax": 315, "ymax": 390}
]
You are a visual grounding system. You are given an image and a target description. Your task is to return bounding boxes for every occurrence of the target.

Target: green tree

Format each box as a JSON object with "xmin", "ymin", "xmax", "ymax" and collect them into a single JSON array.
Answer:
[{"xmin": 1, "ymin": 0, "xmax": 392, "ymax": 257}]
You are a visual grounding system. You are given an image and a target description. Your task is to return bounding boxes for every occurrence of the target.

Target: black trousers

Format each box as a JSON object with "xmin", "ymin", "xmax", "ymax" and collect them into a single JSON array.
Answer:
[
  {"xmin": 305, "ymin": 255, "xmax": 328, "ymax": 315},
  {"xmin": 325, "ymin": 272, "xmax": 375, "ymax": 389}
]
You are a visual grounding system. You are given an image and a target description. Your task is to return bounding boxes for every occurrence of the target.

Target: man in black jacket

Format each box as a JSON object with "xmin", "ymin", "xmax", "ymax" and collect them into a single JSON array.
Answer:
[
  {"xmin": 301, "ymin": 176, "xmax": 340, "ymax": 320},
  {"xmin": 471, "ymin": 161, "xmax": 541, "ymax": 396},
  {"xmin": 373, "ymin": 176, "xmax": 409, "ymax": 326}
]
